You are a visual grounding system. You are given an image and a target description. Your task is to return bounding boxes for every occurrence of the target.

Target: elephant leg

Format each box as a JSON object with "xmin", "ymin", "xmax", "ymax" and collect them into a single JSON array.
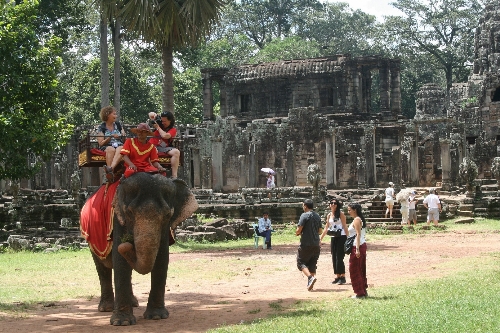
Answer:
[
  {"xmin": 110, "ymin": 222, "xmax": 136, "ymax": 326},
  {"xmin": 91, "ymin": 253, "xmax": 114, "ymax": 312},
  {"xmin": 143, "ymin": 227, "xmax": 170, "ymax": 320}
]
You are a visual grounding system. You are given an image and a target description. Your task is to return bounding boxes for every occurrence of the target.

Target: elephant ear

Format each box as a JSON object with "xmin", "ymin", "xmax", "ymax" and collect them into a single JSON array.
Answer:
[{"xmin": 169, "ymin": 179, "xmax": 198, "ymax": 229}]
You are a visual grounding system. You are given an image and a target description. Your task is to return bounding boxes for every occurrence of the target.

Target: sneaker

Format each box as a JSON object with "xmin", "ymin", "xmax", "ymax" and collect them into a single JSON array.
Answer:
[
  {"xmin": 338, "ymin": 277, "xmax": 346, "ymax": 285},
  {"xmin": 307, "ymin": 276, "xmax": 317, "ymax": 291},
  {"xmin": 351, "ymin": 294, "xmax": 366, "ymax": 299},
  {"xmin": 103, "ymin": 166, "xmax": 114, "ymax": 183},
  {"xmin": 332, "ymin": 278, "xmax": 340, "ymax": 284}
]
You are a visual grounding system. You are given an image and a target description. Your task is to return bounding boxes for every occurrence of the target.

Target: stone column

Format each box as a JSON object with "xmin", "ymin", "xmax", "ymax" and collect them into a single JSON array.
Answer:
[
  {"xmin": 238, "ymin": 155, "xmax": 247, "ymax": 188},
  {"xmin": 357, "ymin": 156, "xmax": 366, "ymax": 189},
  {"xmin": 191, "ymin": 148, "xmax": 201, "ymax": 188},
  {"xmin": 391, "ymin": 146, "xmax": 402, "ymax": 192},
  {"xmin": 352, "ymin": 68, "xmax": 361, "ymax": 112},
  {"xmin": 379, "ymin": 65, "xmax": 391, "ymax": 116},
  {"xmin": 248, "ymin": 142, "xmax": 258, "ymax": 187},
  {"xmin": 390, "ymin": 62, "xmax": 401, "ymax": 117},
  {"xmin": 286, "ymin": 141, "xmax": 296, "ymax": 186},
  {"xmin": 202, "ymin": 73, "xmax": 213, "ymax": 121},
  {"xmin": 211, "ymin": 139, "xmax": 223, "ymax": 192},
  {"xmin": 201, "ymin": 156, "xmax": 212, "ymax": 189},
  {"xmin": 440, "ymin": 139, "xmax": 452, "ymax": 191},
  {"xmin": 410, "ymin": 130, "xmax": 419, "ymax": 185},
  {"xmin": 219, "ymin": 82, "xmax": 227, "ymax": 118},
  {"xmin": 364, "ymin": 124, "xmax": 376, "ymax": 187},
  {"xmin": 325, "ymin": 131, "xmax": 336, "ymax": 189}
]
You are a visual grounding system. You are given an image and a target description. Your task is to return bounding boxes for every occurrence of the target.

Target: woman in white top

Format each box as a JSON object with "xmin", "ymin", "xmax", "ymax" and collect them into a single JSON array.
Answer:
[
  {"xmin": 320, "ymin": 198, "xmax": 349, "ymax": 285},
  {"xmin": 385, "ymin": 182, "xmax": 395, "ymax": 218},
  {"xmin": 347, "ymin": 202, "xmax": 368, "ymax": 298}
]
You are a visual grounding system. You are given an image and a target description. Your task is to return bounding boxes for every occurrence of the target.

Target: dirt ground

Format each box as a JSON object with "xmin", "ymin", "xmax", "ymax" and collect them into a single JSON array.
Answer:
[{"xmin": 1, "ymin": 230, "xmax": 499, "ymax": 333}]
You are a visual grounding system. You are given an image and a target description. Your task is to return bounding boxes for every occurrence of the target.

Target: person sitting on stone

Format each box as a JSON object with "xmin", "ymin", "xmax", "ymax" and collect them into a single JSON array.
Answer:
[
  {"xmin": 256, "ymin": 212, "xmax": 273, "ymax": 249},
  {"xmin": 120, "ymin": 123, "xmax": 166, "ymax": 178}
]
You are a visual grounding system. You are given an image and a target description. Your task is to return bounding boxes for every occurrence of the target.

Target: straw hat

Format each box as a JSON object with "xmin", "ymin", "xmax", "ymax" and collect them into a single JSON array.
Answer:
[{"xmin": 130, "ymin": 123, "xmax": 154, "ymax": 135}]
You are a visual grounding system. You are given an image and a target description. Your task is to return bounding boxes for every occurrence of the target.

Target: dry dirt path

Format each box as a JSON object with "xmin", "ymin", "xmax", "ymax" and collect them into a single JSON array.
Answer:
[{"xmin": 1, "ymin": 230, "xmax": 499, "ymax": 333}]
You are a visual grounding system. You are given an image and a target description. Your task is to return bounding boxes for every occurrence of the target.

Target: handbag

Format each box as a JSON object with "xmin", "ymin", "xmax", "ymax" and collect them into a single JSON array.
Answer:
[
  {"xmin": 327, "ymin": 228, "xmax": 342, "ymax": 237},
  {"xmin": 344, "ymin": 235, "xmax": 356, "ymax": 254}
]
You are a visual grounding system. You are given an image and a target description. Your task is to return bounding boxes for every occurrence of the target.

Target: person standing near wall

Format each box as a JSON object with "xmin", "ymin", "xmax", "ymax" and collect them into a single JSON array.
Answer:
[
  {"xmin": 408, "ymin": 191, "xmax": 418, "ymax": 226},
  {"xmin": 296, "ymin": 199, "xmax": 322, "ymax": 291},
  {"xmin": 257, "ymin": 212, "xmax": 273, "ymax": 249},
  {"xmin": 347, "ymin": 202, "xmax": 368, "ymax": 298},
  {"xmin": 423, "ymin": 188, "xmax": 441, "ymax": 226},
  {"xmin": 320, "ymin": 198, "xmax": 348, "ymax": 285},
  {"xmin": 385, "ymin": 182, "xmax": 395, "ymax": 219}
]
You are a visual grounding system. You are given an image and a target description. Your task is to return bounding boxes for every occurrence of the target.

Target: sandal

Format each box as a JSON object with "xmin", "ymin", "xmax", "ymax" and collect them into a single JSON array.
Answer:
[{"xmin": 103, "ymin": 166, "xmax": 114, "ymax": 183}]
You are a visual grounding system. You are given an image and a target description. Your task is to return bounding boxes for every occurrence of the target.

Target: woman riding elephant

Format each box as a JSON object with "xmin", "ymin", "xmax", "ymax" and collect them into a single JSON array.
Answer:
[{"xmin": 82, "ymin": 173, "xmax": 198, "ymax": 326}]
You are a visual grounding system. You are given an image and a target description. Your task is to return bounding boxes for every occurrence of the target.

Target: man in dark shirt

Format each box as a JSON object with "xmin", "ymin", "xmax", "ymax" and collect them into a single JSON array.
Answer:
[{"xmin": 296, "ymin": 199, "xmax": 322, "ymax": 291}]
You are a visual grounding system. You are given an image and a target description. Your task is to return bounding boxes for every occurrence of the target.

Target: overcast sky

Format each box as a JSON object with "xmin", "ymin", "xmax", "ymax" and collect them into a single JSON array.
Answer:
[{"xmin": 325, "ymin": 0, "xmax": 403, "ymax": 20}]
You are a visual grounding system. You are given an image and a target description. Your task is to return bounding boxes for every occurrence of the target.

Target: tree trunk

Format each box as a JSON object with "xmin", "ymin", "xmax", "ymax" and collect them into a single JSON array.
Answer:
[
  {"xmin": 445, "ymin": 63, "xmax": 453, "ymax": 92},
  {"xmin": 112, "ymin": 18, "xmax": 121, "ymax": 119},
  {"xmin": 100, "ymin": 14, "xmax": 109, "ymax": 108},
  {"xmin": 161, "ymin": 43, "xmax": 175, "ymax": 114}
]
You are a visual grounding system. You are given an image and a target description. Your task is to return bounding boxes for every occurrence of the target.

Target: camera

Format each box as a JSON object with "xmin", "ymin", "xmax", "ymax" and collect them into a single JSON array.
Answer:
[{"xmin": 148, "ymin": 116, "xmax": 161, "ymax": 128}]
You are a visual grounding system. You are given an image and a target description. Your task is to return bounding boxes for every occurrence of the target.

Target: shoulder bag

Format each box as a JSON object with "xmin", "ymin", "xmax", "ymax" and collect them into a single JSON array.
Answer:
[{"xmin": 344, "ymin": 235, "xmax": 356, "ymax": 254}]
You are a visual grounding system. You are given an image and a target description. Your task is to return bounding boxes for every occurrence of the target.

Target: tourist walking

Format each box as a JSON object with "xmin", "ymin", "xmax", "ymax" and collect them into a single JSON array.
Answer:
[
  {"xmin": 347, "ymin": 202, "xmax": 368, "ymax": 298},
  {"xmin": 423, "ymin": 188, "xmax": 441, "ymax": 226},
  {"xmin": 320, "ymin": 198, "xmax": 348, "ymax": 285},
  {"xmin": 296, "ymin": 199, "xmax": 322, "ymax": 291},
  {"xmin": 385, "ymin": 182, "xmax": 395, "ymax": 218}
]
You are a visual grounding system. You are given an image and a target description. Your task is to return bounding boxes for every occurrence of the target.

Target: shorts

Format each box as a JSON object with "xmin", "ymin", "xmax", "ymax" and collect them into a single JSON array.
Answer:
[
  {"xmin": 408, "ymin": 209, "xmax": 417, "ymax": 221},
  {"xmin": 427, "ymin": 208, "xmax": 439, "ymax": 221},
  {"xmin": 157, "ymin": 146, "xmax": 175, "ymax": 153},
  {"xmin": 98, "ymin": 142, "xmax": 123, "ymax": 152},
  {"xmin": 385, "ymin": 198, "xmax": 394, "ymax": 206},
  {"xmin": 296, "ymin": 245, "xmax": 320, "ymax": 273}
]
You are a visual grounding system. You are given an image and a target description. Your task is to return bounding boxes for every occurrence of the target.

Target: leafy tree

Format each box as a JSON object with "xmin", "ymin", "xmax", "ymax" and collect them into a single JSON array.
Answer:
[
  {"xmin": 252, "ymin": 36, "xmax": 321, "ymax": 63},
  {"xmin": 174, "ymin": 67, "xmax": 203, "ymax": 125},
  {"xmin": 223, "ymin": 0, "xmax": 322, "ymax": 49},
  {"xmin": 297, "ymin": 2, "xmax": 379, "ymax": 56},
  {"xmin": 0, "ymin": 0, "xmax": 73, "ymax": 180},
  {"xmin": 114, "ymin": 0, "xmax": 225, "ymax": 115},
  {"xmin": 385, "ymin": 0, "xmax": 485, "ymax": 91}
]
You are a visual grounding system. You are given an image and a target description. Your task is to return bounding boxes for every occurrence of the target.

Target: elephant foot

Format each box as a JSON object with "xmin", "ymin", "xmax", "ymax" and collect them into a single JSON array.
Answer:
[
  {"xmin": 98, "ymin": 297, "xmax": 114, "ymax": 312},
  {"xmin": 143, "ymin": 306, "xmax": 169, "ymax": 320},
  {"xmin": 110, "ymin": 310, "xmax": 136, "ymax": 326}
]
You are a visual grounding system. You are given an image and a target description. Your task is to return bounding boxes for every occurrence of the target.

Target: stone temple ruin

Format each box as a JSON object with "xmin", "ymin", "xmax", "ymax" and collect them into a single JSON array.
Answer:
[{"xmin": 1, "ymin": 1, "xmax": 500, "ymax": 249}]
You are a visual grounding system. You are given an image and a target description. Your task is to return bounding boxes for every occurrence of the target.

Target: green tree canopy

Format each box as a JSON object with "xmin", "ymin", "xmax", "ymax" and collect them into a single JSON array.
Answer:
[{"xmin": 0, "ymin": 0, "xmax": 73, "ymax": 180}]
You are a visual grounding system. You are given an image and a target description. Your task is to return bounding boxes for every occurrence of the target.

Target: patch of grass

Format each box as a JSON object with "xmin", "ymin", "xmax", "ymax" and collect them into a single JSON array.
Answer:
[
  {"xmin": 268, "ymin": 300, "xmax": 284, "ymax": 311},
  {"xmin": 247, "ymin": 308, "xmax": 261, "ymax": 314},
  {"xmin": 209, "ymin": 255, "xmax": 500, "ymax": 333}
]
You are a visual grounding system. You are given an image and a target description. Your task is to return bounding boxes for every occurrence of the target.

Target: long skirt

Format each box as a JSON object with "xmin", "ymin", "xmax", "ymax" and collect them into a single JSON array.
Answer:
[{"xmin": 349, "ymin": 243, "xmax": 368, "ymax": 296}]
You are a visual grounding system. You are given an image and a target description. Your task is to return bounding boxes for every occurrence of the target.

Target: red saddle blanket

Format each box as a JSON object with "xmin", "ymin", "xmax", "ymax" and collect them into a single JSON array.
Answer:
[{"xmin": 80, "ymin": 182, "xmax": 120, "ymax": 259}]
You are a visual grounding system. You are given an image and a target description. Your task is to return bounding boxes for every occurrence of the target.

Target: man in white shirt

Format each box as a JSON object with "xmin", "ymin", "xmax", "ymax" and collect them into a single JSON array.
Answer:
[
  {"xmin": 385, "ymin": 182, "xmax": 395, "ymax": 219},
  {"xmin": 408, "ymin": 191, "xmax": 418, "ymax": 226},
  {"xmin": 257, "ymin": 212, "xmax": 273, "ymax": 249},
  {"xmin": 423, "ymin": 188, "xmax": 442, "ymax": 226}
]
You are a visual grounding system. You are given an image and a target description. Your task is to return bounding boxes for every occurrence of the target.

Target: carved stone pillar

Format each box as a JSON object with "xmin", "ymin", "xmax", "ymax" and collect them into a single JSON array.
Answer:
[
  {"xmin": 410, "ymin": 129, "xmax": 419, "ymax": 185},
  {"xmin": 202, "ymin": 73, "xmax": 213, "ymax": 121},
  {"xmin": 192, "ymin": 148, "xmax": 201, "ymax": 188},
  {"xmin": 390, "ymin": 62, "xmax": 401, "ymax": 117},
  {"xmin": 325, "ymin": 131, "xmax": 336, "ymax": 189},
  {"xmin": 364, "ymin": 124, "xmax": 376, "ymax": 187},
  {"xmin": 379, "ymin": 65, "xmax": 391, "ymax": 116},
  {"xmin": 286, "ymin": 141, "xmax": 296, "ymax": 187},
  {"xmin": 249, "ymin": 142, "xmax": 258, "ymax": 187},
  {"xmin": 201, "ymin": 156, "xmax": 212, "ymax": 189},
  {"xmin": 219, "ymin": 82, "xmax": 227, "ymax": 118},
  {"xmin": 212, "ymin": 139, "xmax": 223, "ymax": 192},
  {"xmin": 357, "ymin": 156, "xmax": 366, "ymax": 189},
  {"xmin": 440, "ymin": 139, "xmax": 452, "ymax": 191},
  {"xmin": 238, "ymin": 155, "xmax": 247, "ymax": 188},
  {"xmin": 391, "ymin": 146, "xmax": 402, "ymax": 192}
]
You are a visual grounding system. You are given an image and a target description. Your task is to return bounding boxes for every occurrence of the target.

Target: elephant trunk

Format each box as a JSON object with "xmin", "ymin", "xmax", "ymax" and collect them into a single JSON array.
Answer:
[{"xmin": 118, "ymin": 222, "xmax": 162, "ymax": 275}]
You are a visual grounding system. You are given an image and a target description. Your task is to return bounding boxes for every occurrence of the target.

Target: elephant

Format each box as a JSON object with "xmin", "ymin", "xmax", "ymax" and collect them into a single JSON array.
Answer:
[{"xmin": 87, "ymin": 173, "xmax": 198, "ymax": 326}]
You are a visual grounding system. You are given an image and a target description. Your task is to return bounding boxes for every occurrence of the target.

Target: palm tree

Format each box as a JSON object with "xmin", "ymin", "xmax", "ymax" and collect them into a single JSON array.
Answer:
[{"xmin": 115, "ymin": 0, "xmax": 225, "ymax": 114}]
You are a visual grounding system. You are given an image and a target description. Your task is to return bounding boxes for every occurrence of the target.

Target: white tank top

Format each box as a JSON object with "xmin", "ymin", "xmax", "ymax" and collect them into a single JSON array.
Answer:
[
  {"xmin": 348, "ymin": 224, "xmax": 366, "ymax": 246},
  {"xmin": 328, "ymin": 214, "xmax": 346, "ymax": 236}
]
